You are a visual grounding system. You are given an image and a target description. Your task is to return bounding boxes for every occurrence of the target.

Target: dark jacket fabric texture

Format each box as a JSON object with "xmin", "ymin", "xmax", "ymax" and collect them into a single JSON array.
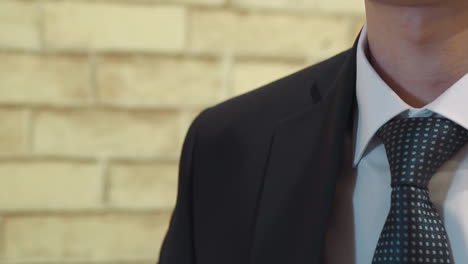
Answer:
[{"xmin": 158, "ymin": 32, "xmax": 361, "ymax": 264}]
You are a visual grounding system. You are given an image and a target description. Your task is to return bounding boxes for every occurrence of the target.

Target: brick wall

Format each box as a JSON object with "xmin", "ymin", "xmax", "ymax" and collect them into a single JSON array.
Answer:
[{"xmin": 0, "ymin": 0, "xmax": 365, "ymax": 263}]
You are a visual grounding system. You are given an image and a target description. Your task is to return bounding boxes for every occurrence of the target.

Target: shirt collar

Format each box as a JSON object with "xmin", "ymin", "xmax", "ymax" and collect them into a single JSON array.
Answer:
[{"xmin": 353, "ymin": 23, "xmax": 468, "ymax": 167}]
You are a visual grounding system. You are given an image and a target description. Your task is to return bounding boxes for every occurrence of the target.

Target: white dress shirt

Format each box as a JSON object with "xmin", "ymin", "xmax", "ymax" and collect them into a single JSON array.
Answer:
[{"xmin": 324, "ymin": 24, "xmax": 468, "ymax": 264}]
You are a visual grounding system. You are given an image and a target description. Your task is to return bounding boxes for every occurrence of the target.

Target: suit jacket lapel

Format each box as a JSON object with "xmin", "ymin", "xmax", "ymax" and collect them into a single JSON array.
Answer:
[{"xmin": 249, "ymin": 34, "xmax": 359, "ymax": 264}]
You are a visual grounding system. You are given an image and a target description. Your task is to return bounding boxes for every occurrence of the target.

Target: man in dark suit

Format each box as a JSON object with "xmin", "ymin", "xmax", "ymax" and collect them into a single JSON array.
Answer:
[{"xmin": 159, "ymin": 0, "xmax": 468, "ymax": 263}]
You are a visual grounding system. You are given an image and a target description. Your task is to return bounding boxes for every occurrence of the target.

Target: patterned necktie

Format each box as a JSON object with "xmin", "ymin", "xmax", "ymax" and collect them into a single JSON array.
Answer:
[{"xmin": 372, "ymin": 117, "xmax": 468, "ymax": 264}]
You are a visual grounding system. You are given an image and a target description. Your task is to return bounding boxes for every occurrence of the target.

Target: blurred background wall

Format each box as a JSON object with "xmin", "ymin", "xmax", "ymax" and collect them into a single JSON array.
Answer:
[{"xmin": 0, "ymin": 0, "xmax": 365, "ymax": 263}]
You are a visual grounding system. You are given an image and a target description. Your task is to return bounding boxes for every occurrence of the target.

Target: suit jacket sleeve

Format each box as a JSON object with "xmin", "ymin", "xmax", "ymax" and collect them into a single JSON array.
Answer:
[{"xmin": 158, "ymin": 108, "xmax": 210, "ymax": 264}]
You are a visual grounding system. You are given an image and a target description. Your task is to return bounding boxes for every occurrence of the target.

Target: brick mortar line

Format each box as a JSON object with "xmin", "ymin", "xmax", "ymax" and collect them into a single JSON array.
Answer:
[
  {"xmin": 224, "ymin": 0, "xmax": 234, "ymax": 8},
  {"xmin": 0, "ymin": 209, "xmax": 172, "ymax": 217},
  {"xmin": 0, "ymin": 48, "xmax": 319, "ymax": 63},
  {"xmin": 189, "ymin": 4, "xmax": 365, "ymax": 17},
  {"xmin": 35, "ymin": 0, "xmax": 365, "ymax": 17},
  {"xmin": 0, "ymin": 155, "xmax": 179, "ymax": 164},
  {"xmin": 3, "ymin": 261, "xmax": 155, "ymax": 264},
  {"xmin": 0, "ymin": 48, "xmax": 213, "ymax": 60},
  {"xmin": 234, "ymin": 55, "xmax": 307, "ymax": 64},
  {"xmin": 178, "ymin": 111, "xmax": 189, "ymax": 160},
  {"xmin": 0, "ymin": 155, "xmax": 98, "ymax": 162},
  {"xmin": 24, "ymin": 108, "xmax": 34, "ymax": 155},
  {"xmin": 40, "ymin": 0, "xmax": 192, "ymax": 8},
  {"xmin": 3, "ymin": 257, "xmax": 156, "ymax": 264},
  {"xmin": 243, "ymin": 7, "xmax": 364, "ymax": 18},
  {"xmin": 107, "ymin": 157, "xmax": 178, "ymax": 164},
  {"xmin": 95, "ymin": 51, "xmax": 220, "ymax": 60},
  {"xmin": 0, "ymin": 102, "xmax": 212, "ymax": 112},
  {"xmin": 0, "ymin": 217, "xmax": 5, "ymax": 261},
  {"xmin": 0, "ymin": 105, "xmax": 24, "ymax": 111},
  {"xmin": 100, "ymin": 156, "xmax": 111, "ymax": 206},
  {"xmin": 221, "ymin": 52, "xmax": 234, "ymax": 98}
]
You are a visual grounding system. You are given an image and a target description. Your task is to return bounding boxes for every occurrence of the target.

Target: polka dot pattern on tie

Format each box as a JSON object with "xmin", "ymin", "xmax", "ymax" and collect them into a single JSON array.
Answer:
[{"xmin": 372, "ymin": 117, "xmax": 468, "ymax": 264}]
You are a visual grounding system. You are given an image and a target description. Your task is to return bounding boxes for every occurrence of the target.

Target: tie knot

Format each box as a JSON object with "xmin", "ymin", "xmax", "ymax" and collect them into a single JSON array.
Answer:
[{"xmin": 377, "ymin": 117, "xmax": 468, "ymax": 188}]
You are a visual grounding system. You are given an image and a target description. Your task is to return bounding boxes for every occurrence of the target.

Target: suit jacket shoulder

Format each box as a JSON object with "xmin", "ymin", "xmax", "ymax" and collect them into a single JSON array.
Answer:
[{"xmin": 197, "ymin": 49, "xmax": 352, "ymax": 137}]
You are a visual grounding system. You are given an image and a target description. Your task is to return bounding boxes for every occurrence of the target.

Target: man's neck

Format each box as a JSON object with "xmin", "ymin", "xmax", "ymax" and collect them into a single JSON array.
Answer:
[{"xmin": 365, "ymin": 1, "xmax": 468, "ymax": 108}]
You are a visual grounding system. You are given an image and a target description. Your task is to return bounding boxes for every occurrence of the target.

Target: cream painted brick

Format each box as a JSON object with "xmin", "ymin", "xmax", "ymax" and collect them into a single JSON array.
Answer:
[
  {"xmin": 0, "ymin": 2, "xmax": 40, "ymax": 50},
  {"xmin": 97, "ymin": 56, "xmax": 222, "ymax": 106},
  {"xmin": 233, "ymin": 60, "xmax": 307, "ymax": 96},
  {"xmin": 352, "ymin": 17, "xmax": 366, "ymax": 38},
  {"xmin": 4, "ymin": 261, "xmax": 153, "ymax": 264},
  {"xmin": 33, "ymin": 109, "xmax": 180, "ymax": 157},
  {"xmin": 0, "ymin": 109, "xmax": 27, "ymax": 154},
  {"xmin": 317, "ymin": 0, "xmax": 365, "ymax": 14},
  {"xmin": 232, "ymin": 0, "xmax": 316, "ymax": 9},
  {"xmin": 0, "ymin": 53, "xmax": 91, "ymax": 104},
  {"xmin": 4, "ymin": 213, "xmax": 171, "ymax": 261},
  {"xmin": 108, "ymin": 162, "xmax": 178, "ymax": 209},
  {"xmin": 0, "ymin": 217, "xmax": 4, "ymax": 260},
  {"xmin": 0, "ymin": 161, "xmax": 101, "ymax": 210},
  {"xmin": 44, "ymin": 3, "xmax": 186, "ymax": 52},
  {"xmin": 162, "ymin": 0, "xmax": 225, "ymax": 4},
  {"xmin": 189, "ymin": 10, "xmax": 351, "ymax": 58}
]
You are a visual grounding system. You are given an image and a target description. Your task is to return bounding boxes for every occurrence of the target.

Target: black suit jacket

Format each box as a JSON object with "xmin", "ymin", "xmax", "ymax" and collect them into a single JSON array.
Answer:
[{"xmin": 158, "ymin": 32, "xmax": 361, "ymax": 264}]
